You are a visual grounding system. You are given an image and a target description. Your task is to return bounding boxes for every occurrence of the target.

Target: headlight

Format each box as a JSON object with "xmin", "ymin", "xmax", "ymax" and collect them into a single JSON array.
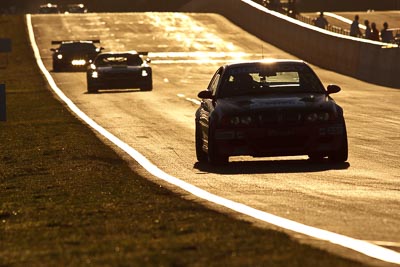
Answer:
[
  {"xmin": 141, "ymin": 69, "xmax": 149, "ymax": 77},
  {"xmin": 230, "ymin": 116, "xmax": 240, "ymax": 126},
  {"xmin": 237, "ymin": 115, "xmax": 252, "ymax": 125},
  {"xmin": 91, "ymin": 71, "xmax": 98, "ymax": 78},
  {"xmin": 306, "ymin": 112, "xmax": 330, "ymax": 122},
  {"xmin": 72, "ymin": 59, "xmax": 86, "ymax": 66},
  {"xmin": 221, "ymin": 115, "xmax": 254, "ymax": 127},
  {"xmin": 57, "ymin": 54, "xmax": 63, "ymax": 59},
  {"xmin": 306, "ymin": 113, "xmax": 318, "ymax": 122},
  {"xmin": 318, "ymin": 112, "xmax": 330, "ymax": 121}
]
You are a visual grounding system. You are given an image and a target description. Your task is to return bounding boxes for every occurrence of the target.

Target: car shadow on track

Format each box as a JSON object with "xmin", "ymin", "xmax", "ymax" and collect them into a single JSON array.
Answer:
[{"xmin": 193, "ymin": 159, "xmax": 350, "ymax": 175}]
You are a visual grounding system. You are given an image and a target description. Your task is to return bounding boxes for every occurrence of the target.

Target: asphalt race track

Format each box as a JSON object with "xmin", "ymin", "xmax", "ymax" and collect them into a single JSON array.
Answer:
[{"xmin": 30, "ymin": 12, "xmax": 400, "ymax": 265}]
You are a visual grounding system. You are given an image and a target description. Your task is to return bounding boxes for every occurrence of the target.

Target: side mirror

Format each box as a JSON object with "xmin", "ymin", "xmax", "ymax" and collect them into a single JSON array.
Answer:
[
  {"xmin": 197, "ymin": 90, "xmax": 213, "ymax": 99},
  {"xmin": 146, "ymin": 58, "xmax": 151, "ymax": 64},
  {"xmin": 327, "ymin": 84, "xmax": 341, "ymax": 94}
]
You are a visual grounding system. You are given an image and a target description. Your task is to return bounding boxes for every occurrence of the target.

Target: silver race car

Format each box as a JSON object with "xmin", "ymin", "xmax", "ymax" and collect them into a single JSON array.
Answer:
[{"xmin": 86, "ymin": 51, "xmax": 152, "ymax": 93}]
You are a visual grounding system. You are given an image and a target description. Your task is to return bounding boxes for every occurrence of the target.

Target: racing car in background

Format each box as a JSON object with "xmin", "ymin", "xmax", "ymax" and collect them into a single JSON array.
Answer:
[
  {"xmin": 86, "ymin": 51, "xmax": 153, "ymax": 93},
  {"xmin": 50, "ymin": 40, "xmax": 103, "ymax": 72},
  {"xmin": 38, "ymin": 3, "xmax": 60, "ymax": 14},
  {"xmin": 65, "ymin": 4, "xmax": 88, "ymax": 13},
  {"xmin": 195, "ymin": 59, "xmax": 348, "ymax": 164}
]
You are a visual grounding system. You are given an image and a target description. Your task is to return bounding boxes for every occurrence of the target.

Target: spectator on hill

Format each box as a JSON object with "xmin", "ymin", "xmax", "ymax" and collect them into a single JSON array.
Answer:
[
  {"xmin": 364, "ymin": 20, "xmax": 372, "ymax": 39},
  {"xmin": 370, "ymin": 22, "xmax": 380, "ymax": 41},
  {"xmin": 314, "ymin": 12, "xmax": 329, "ymax": 29},
  {"xmin": 381, "ymin": 22, "xmax": 394, "ymax": 43},
  {"xmin": 350, "ymin": 15, "xmax": 362, "ymax": 37},
  {"xmin": 264, "ymin": 0, "xmax": 282, "ymax": 11},
  {"xmin": 287, "ymin": 0, "xmax": 297, "ymax": 18}
]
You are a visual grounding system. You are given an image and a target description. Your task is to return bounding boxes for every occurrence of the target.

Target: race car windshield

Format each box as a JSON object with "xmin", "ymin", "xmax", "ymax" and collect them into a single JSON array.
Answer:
[
  {"xmin": 220, "ymin": 64, "xmax": 325, "ymax": 97},
  {"xmin": 59, "ymin": 43, "xmax": 96, "ymax": 52},
  {"xmin": 39, "ymin": 6, "xmax": 59, "ymax": 13},
  {"xmin": 95, "ymin": 55, "xmax": 143, "ymax": 66}
]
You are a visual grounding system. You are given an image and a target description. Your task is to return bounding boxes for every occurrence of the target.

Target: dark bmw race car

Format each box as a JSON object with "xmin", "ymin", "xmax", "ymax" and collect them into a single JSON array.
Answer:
[
  {"xmin": 50, "ymin": 40, "xmax": 103, "ymax": 72},
  {"xmin": 195, "ymin": 59, "xmax": 348, "ymax": 164},
  {"xmin": 86, "ymin": 51, "xmax": 153, "ymax": 93}
]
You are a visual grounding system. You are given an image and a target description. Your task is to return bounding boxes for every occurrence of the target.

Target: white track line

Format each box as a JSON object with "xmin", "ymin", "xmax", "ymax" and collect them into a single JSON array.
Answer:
[
  {"xmin": 177, "ymin": 93, "xmax": 201, "ymax": 105},
  {"xmin": 26, "ymin": 14, "xmax": 400, "ymax": 265}
]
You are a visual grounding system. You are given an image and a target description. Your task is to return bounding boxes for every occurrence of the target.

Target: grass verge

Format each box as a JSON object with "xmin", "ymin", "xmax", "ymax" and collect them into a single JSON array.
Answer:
[{"xmin": 0, "ymin": 15, "xmax": 368, "ymax": 266}]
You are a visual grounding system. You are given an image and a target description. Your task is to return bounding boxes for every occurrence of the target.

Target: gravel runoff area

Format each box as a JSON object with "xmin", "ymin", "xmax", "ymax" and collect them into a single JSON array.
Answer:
[{"xmin": 0, "ymin": 15, "xmax": 371, "ymax": 266}]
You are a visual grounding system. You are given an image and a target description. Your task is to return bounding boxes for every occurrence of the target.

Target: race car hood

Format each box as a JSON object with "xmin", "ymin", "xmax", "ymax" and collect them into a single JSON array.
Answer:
[
  {"xmin": 215, "ymin": 93, "xmax": 335, "ymax": 114},
  {"xmin": 57, "ymin": 52, "xmax": 94, "ymax": 58}
]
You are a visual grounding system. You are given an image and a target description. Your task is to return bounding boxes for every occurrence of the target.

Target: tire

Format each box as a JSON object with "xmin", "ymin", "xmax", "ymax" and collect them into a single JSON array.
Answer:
[
  {"xmin": 141, "ymin": 81, "xmax": 153, "ymax": 91},
  {"xmin": 207, "ymin": 137, "xmax": 229, "ymax": 165},
  {"xmin": 141, "ymin": 86, "xmax": 152, "ymax": 91},
  {"xmin": 195, "ymin": 122, "xmax": 208, "ymax": 163},
  {"xmin": 53, "ymin": 63, "xmax": 62, "ymax": 72},
  {"xmin": 329, "ymin": 134, "xmax": 348, "ymax": 162},
  {"xmin": 87, "ymin": 80, "xmax": 98, "ymax": 93},
  {"xmin": 328, "ymin": 122, "xmax": 348, "ymax": 163},
  {"xmin": 206, "ymin": 120, "xmax": 229, "ymax": 165},
  {"xmin": 208, "ymin": 147, "xmax": 229, "ymax": 165},
  {"xmin": 87, "ymin": 87, "xmax": 98, "ymax": 93}
]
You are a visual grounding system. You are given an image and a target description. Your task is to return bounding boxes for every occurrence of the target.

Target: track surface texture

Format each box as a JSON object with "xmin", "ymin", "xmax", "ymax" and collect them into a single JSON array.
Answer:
[{"xmin": 30, "ymin": 12, "xmax": 400, "ymax": 265}]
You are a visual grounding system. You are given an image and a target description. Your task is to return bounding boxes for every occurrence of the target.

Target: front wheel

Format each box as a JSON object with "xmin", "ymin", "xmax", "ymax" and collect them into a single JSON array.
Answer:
[
  {"xmin": 207, "ymin": 137, "xmax": 229, "ymax": 165},
  {"xmin": 141, "ymin": 79, "xmax": 153, "ymax": 91},
  {"xmin": 329, "ymin": 135, "xmax": 348, "ymax": 162},
  {"xmin": 86, "ymin": 76, "xmax": 98, "ymax": 94},
  {"xmin": 141, "ymin": 84, "xmax": 153, "ymax": 91},
  {"xmin": 329, "ymin": 122, "xmax": 348, "ymax": 163},
  {"xmin": 87, "ymin": 81, "xmax": 98, "ymax": 93},
  {"xmin": 195, "ymin": 122, "xmax": 207, "ymax": 163},
  {"xmin": 53, "ymin": 63, "xmax": 62, "ymax": 72}
]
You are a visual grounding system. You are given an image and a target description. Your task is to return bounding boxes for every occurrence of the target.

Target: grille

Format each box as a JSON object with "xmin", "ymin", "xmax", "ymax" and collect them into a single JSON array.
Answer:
[{"xmin": 258, "ymin": 111, "xmax": 303, "ymax": 126}]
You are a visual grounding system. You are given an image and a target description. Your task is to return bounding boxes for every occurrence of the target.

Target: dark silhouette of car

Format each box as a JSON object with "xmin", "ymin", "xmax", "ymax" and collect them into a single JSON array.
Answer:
[
  {"xmin": 38, "ymin": 3, "xmax": 60, "ymax": 14},
  {"xmin": 86, "ymin": 51, "xmax": 153, "ymax": 93},
  {"xmin": 50, "ymin": 40, "xmax": 103, "ymax": 72},
  {"xmin": 65, "ymin": 4, "xmax": 88, "ymax": 13},
  {"xmin": 195, "ymin": 59, "xmax": 348, "ymax": 164}
]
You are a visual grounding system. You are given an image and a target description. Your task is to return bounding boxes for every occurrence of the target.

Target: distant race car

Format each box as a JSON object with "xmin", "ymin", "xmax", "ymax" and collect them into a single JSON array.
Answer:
[
  {"xmin": 195, "ymin": 59, "xmax": 348, "ymax": 164},
  {"xmin": 50, "ymin": 40, "xmax": 103, "ymax": 72},
  {"xmin": 65, "ymin": 4, "xmax": 88, "ymax": 13},
  {"xmin": 39, "ymin": 3, "xmax": 60, "ymax": 14},
  {"xmin": 86, "ymin": 51, "xmax": 153, "ymax": 93}
]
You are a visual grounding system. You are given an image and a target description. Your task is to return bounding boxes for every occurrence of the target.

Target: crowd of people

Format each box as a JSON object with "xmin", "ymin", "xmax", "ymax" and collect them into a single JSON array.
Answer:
[
  {"xmin": 350, "ymin": 14, "xmax": 395, "ymax": 43},
  {"xmin": 313, "ymin": 12, "xmax": 397, "ymax": 43}
]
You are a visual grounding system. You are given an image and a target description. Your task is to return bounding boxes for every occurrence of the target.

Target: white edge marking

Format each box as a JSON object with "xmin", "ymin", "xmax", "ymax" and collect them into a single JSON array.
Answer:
[
  {"xmin": 177, "ymin": 94, "xmax": 201, "ymax": 105},
  {"xmin": 323, "ymin": 12, "xmax": 366, "ymax": 30},
  {"xmin": 26, "ymin": 14, "xmax": 400, "ymax": 265}
]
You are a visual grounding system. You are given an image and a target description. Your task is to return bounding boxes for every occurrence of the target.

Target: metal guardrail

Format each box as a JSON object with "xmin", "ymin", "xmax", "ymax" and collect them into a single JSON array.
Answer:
[{"xmin": 295, "ymin": 13, "xmax": 350, "ymax": 36}]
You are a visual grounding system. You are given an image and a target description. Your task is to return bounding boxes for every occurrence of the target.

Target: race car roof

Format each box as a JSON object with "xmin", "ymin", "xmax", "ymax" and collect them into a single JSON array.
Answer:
[
  {"xmin": 51, "ymin": 40, "xmax": 100, "ymax": 45},
  {"xmin": 97, "ymin": 51, "xmax": 148, "ymax": 56}
]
